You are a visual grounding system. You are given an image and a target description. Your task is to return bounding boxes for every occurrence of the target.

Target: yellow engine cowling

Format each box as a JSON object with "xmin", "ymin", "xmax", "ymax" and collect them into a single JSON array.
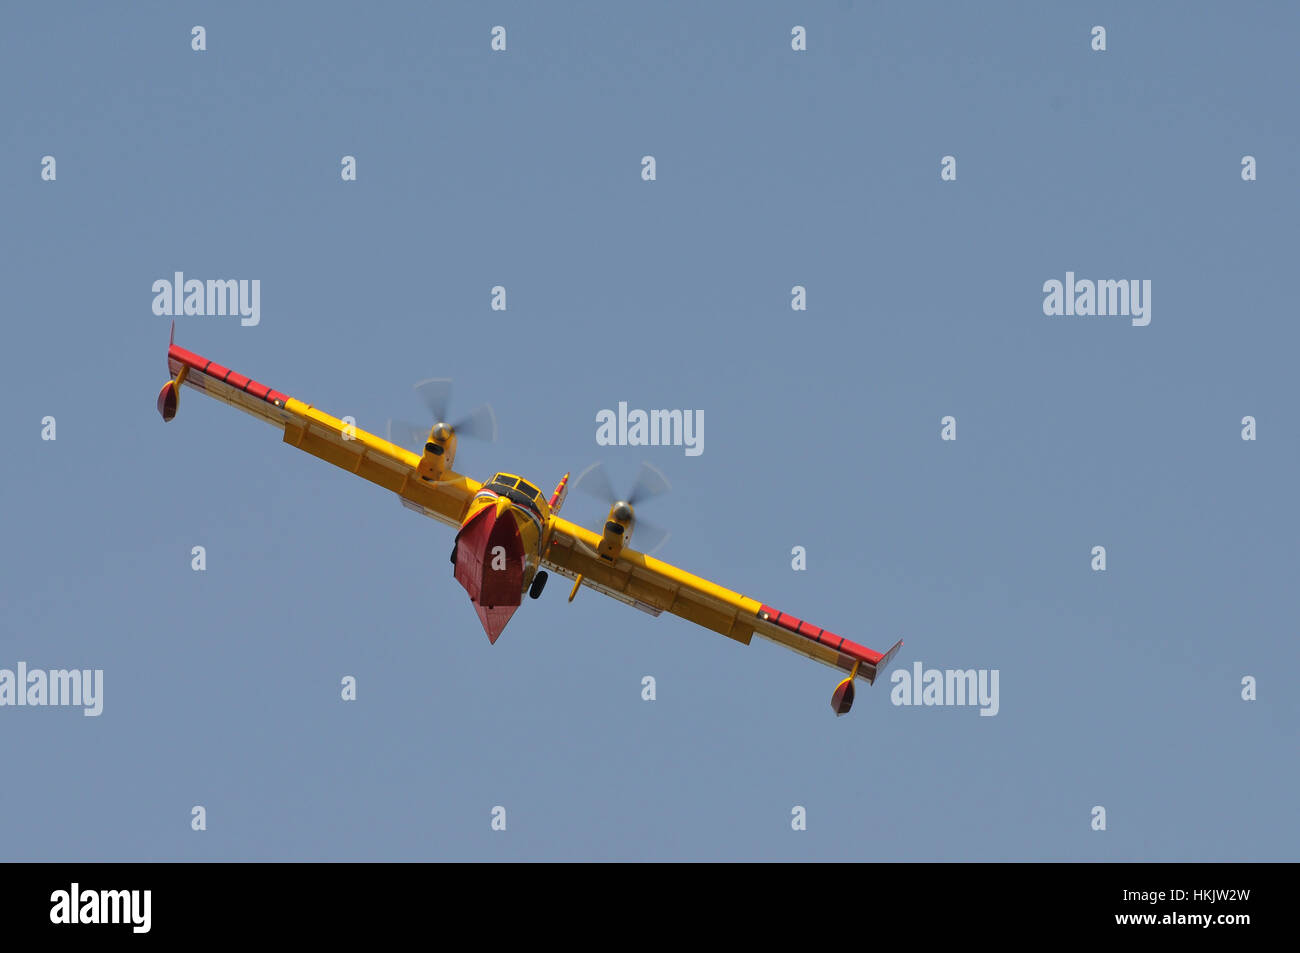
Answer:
[
  {"xmin": 596, "ymin": 501, "xmax": 635, "ymax": 561},
  {"xmin": 415, "ymin": 424, "xmax": 457, "ymax": 482}
]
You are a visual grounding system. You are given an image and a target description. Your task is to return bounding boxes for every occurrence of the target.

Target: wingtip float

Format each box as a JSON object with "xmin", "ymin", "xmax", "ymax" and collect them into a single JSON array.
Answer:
[{"xmin": 157, "ymin": 331, "xmax": 903, "ymax": 714}]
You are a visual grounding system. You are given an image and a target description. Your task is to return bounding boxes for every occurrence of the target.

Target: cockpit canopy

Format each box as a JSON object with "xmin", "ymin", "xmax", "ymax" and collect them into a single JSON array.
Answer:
[{"xmin": 485, "ymin": 473, "xmax": 547, "ymax": 516}]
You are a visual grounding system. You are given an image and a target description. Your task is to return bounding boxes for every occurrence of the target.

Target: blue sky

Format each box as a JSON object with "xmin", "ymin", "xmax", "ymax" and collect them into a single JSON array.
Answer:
[{"xmin": 2, "ymin": 2, "xmax": 1297, "ymax": 860}]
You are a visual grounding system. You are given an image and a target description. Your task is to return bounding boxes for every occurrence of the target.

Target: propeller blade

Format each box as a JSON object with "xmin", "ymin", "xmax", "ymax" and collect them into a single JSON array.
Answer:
[
  {"xmin": 453, "ymin": 403, "xmax": 498, "ymax": 443},
  {"xmin": 573, "ymin": 461, "xmax": 618, "ymax": 504},
  {"xmin": 413, "ymin": 378, "xmax": 453, "ymax": 425},
  {"xmin": 572, "ymin": 461, "xmax": 673, "ymax": 554},
  {"xmin": 631, "ymin": 517, "xmax": 670, "ymax": 557},
  {"xmin": 386, "ymin": 418, "xmax": 430, "ymax": 453},
  {"xmin": 628, "ymin": 461, "xmax": 672, "ymax": 505}
]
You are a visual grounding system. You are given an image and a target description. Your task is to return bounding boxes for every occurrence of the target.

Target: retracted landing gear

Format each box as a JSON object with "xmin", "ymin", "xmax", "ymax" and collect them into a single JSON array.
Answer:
[{"xmin": 528, "ymin": 570, "xmax": 548, "ymax": 600}]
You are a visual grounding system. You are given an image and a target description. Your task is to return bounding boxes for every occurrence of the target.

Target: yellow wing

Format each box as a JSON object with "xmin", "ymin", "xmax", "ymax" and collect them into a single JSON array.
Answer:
[
  {"xmin": 161, "ymin": 339, "xmax": 480, "ymax": 527},
  {"xmin": 542, "ymin": 515, "xmax": 903, "ymax": 686}
]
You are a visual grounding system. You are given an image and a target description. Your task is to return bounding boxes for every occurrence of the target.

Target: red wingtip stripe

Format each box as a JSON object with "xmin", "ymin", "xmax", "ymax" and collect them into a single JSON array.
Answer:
[
  {"xmin": 167, "ymin": 343, "xmax": 290, "ymax": 407},
  {"xmin": 758, "ymin": 604, "xmax": 886, "ymax": 668}
]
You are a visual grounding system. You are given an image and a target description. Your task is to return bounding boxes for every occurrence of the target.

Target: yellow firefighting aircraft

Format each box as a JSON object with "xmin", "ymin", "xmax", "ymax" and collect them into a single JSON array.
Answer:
[{"xmin": 156, "ymin": 329, "xmax": 902, "ymax": 714}]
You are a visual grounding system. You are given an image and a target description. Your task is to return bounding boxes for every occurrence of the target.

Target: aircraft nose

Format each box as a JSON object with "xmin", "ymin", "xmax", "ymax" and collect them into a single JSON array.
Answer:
[{"xmin": 494, "ymin": 495, "xmax": 511, "ymax": 520}]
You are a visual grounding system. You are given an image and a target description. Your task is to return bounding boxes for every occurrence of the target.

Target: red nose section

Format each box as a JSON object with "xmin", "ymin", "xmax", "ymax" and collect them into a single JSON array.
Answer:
[
  {"xmin": 454, "ymin": 502, "xmax": 526, "ymax": 644},
  {"xmin": 473, "ymin": 604, "xmax": 518, "ymax": 644}
]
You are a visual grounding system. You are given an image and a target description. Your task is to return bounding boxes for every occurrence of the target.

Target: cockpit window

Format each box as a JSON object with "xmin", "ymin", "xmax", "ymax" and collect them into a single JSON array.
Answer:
[{"xmin": 481, "ymin": 474, "xmax": 547, "ymax": 517}]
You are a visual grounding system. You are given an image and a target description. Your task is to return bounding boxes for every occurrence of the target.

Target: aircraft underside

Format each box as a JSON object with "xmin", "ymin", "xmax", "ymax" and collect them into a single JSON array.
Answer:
[{"xmin": 452, "ymin": 499, "xmax": 528, "ymax": 643}]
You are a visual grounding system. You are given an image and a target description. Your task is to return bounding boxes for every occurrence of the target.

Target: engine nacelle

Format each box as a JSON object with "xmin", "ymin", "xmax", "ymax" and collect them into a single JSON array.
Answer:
[
  {"xmin": 415, "ymin": 423, "xmax": 457, "ymax": 482},
  {"xmin": 596, "ymin": 501, "xmax": 635, "ymax": 561}
]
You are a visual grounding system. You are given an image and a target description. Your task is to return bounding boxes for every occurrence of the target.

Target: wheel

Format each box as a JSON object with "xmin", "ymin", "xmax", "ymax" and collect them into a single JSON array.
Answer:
[{"xmin": 528, "ymin": 570, "xmax": 549, "ymax": 600}]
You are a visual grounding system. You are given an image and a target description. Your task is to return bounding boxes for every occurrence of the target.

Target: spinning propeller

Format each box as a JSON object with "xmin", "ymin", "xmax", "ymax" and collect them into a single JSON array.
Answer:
[
  {"xmin": 386, "ymin": 378, "xmax": 498, "ymax": 451},
  {"xmin": 571, "ymin": 461, "xmax": 672, "ymax": 556}
]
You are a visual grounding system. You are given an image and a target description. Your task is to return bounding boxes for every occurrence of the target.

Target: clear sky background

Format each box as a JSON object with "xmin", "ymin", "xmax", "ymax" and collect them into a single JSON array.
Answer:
[{"xmin": 2, "ymin": 2, "xmax": 1296, "ymax": 861}]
